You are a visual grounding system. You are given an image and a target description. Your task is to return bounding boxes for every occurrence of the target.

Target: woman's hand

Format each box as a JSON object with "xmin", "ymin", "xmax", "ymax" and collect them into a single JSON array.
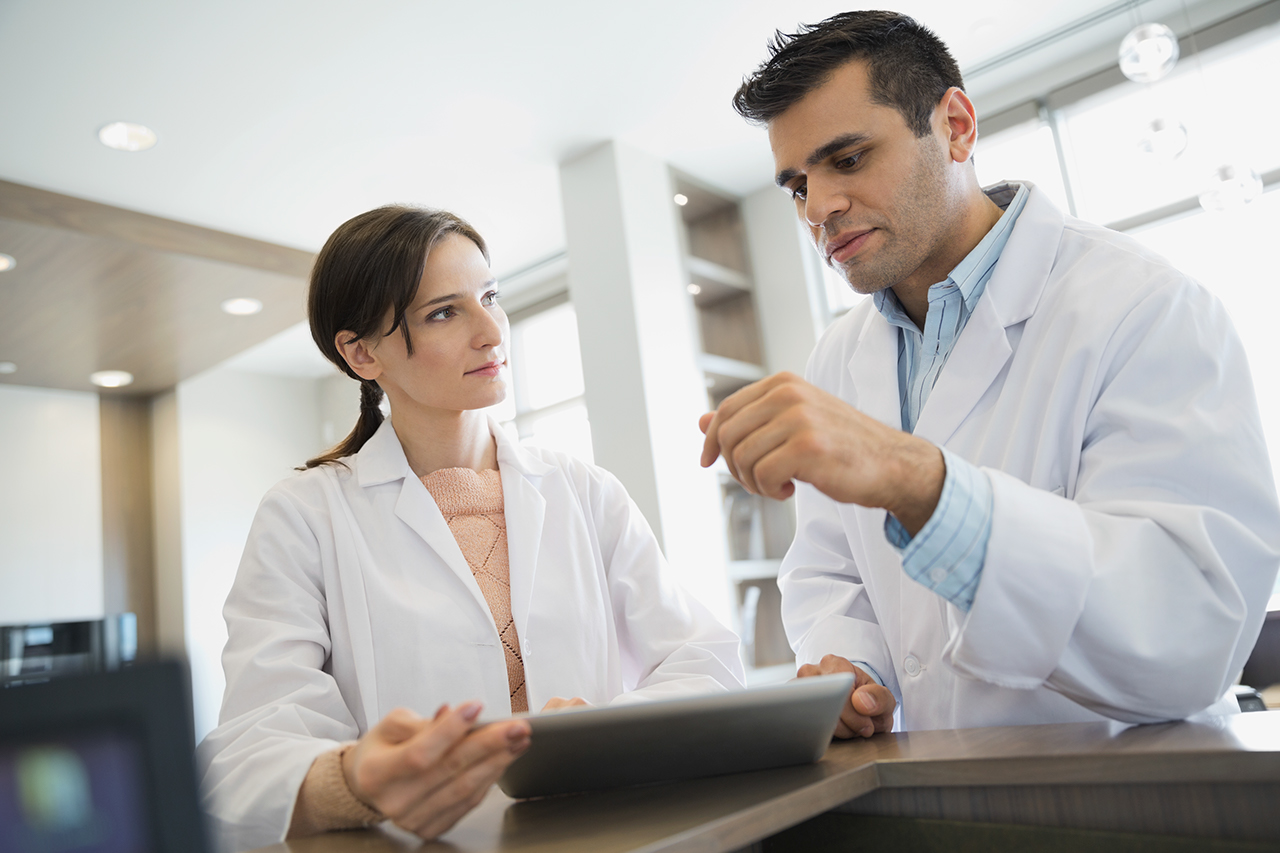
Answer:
[
  {"xmin": 342, "ymin": 703, "xmax": 530, "ymax": 840},
  {"xmin": 540, "ymin": 697, "xmax": 590, "ymax": 711}
]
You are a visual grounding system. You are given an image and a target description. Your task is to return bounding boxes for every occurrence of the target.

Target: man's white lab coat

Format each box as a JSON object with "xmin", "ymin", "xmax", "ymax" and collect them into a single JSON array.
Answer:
[
  {"xmin": 197, "ymin": 418, "xmax": 743, "ymax": 848},
  {"xmin": 781, "ymin": 184, "xmax": 1280, "ymax": 731}
]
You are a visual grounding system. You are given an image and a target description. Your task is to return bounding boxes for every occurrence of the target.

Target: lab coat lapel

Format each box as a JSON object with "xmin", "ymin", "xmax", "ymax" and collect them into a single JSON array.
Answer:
[
  {"xmin": 911, "ymin": 294, "xmax": 1011, "ymax": 447},
  {"xmin": 848, "ymin": 308, "xmax": 903, "ymax": 430},
  {"xmin": 393, "ymin": 479, "xmax": 497, "ymax": 632},
  {"xmin": 492, "ymin": 422, "xmax": 552, "ymax": 646},
  {"xmin": 500, "ymin": 465, "xmax": 544, "ymax": 649},
  {"xmin": 911, "ymin": 183, "xmax": 1062, "ymax": 448}
]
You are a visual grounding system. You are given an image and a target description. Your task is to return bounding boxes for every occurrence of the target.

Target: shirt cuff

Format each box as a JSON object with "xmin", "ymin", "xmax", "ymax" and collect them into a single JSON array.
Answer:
[
  {"xmin": 882, "ymin": 446, "xmax": 992, "ymax": 612},
  {"xmin": 849, "ymin": 660, "xmax": 885, "ymax": 687}
]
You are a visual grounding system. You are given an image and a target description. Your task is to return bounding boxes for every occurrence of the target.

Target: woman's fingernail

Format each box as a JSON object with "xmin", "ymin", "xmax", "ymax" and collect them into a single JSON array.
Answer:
[
  {"xmin": 461, "ymin": 702, "xmax": 483, "ymax": 721},
  {"xmin": 509, "ymin": 737, "xmax": 531, "ymax": 755},
  {"xmin": 507, "ymin": 722, "xmax": 531, "ymax": 742}
]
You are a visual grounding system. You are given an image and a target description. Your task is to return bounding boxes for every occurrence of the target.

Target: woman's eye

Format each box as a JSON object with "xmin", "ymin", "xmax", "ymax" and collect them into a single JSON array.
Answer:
[
  {"xmin": 482, "ymin": 290, "xmax": 501, "ymax": 306},
  {"xmin": 427, "ymin": 306, "xmax": 454, "ymax": 321}
]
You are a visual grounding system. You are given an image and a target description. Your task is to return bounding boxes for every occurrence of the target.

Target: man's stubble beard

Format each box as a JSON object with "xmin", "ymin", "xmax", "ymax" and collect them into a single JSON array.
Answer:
[{"xmin": 829, "ymin": 138, "xmax": 955, "ymax": 299}]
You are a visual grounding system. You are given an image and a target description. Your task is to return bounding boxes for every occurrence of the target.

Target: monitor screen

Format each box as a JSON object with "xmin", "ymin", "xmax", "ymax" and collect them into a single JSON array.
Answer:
[{"xmin": 0, "ymin": 728, "xmax": 152, "ymax": 853}]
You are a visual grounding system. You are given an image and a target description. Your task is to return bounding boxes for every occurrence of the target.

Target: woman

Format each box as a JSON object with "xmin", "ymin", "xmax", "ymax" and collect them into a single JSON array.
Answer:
[{"xmin": 196, "ymin": 206, "xmax": 744, "ymax": 850}]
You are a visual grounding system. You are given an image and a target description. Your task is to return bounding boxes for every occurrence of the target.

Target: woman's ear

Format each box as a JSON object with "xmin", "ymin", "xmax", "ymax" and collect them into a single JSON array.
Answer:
[{"xmin": 335, "ymin": 331, "xmax": 382, "ymax": 381}]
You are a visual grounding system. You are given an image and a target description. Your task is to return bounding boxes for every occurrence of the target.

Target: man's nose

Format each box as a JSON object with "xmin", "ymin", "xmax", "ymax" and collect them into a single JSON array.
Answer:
[{"xmin": 804, "ymin": 179, "xmax": 850, "ymax": 229}]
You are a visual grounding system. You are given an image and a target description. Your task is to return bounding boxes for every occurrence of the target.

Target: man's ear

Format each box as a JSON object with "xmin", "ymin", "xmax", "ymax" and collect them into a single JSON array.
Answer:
[
  {"xmin": 335, "ymin": 331, "xmax": 382, "ymax": 382},
  {"xmin": 936, "ymin": 87, "xmax": 979, "ymax": 164}
]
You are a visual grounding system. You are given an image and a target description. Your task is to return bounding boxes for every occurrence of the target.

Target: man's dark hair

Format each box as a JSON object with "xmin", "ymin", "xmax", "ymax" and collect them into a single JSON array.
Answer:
[{"xmin": 732, "ymin": 10, "xmax": 963, "ymax": 137}]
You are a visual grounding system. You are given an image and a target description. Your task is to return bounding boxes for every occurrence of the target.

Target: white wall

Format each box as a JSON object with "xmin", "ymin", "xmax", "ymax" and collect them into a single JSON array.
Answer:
[
  {"xmin": 175, "ymin": 367, "xmax": 325, "ymax": 740},
  {"xmin": 319, "ymin": 372, "xmax": 360, "ymax": 448},
  {"xmin": 0, "ymin": 384, "xmax": 103, "ymax": 625}
]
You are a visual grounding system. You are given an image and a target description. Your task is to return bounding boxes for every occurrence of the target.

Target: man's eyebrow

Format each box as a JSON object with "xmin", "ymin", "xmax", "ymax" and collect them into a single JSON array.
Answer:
[{"xmin": 774, "ymin": 133, "xmax": 873, "ymax": 187}]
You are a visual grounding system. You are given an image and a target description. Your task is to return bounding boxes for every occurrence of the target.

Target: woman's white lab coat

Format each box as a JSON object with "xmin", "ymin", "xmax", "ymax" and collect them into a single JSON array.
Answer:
[
  {"xmin": 197, "ymin": 418, "xmax": 744, "ymax": 849},
  {"xmin": 781, "ymin": 183, "xmax": 1280, "ymax": 732}
]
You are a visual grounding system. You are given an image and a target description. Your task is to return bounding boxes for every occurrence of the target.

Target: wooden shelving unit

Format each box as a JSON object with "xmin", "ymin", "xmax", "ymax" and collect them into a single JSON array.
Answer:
[{"xmin": 673, "ymin": 172, "xmax": 797, "ymax": 676}]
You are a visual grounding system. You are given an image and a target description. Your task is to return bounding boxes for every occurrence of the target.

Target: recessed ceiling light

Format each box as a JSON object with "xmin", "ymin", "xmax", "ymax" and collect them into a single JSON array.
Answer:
[
  {"xmin": 90, "ymin": 370, "xmax": 134, "ymax": 388},
  {"xmin": 221, "ymin": 297, "xmax": 263, "ymax": 316},
  {"xmin": 98, "ymin": 122, "xmax": 157, "ymax": 152},
  {"xmin": 673, "ymin": 193, "xmax": 689, "ymax": 206},
  {"xmin": 0, "ymin": 254, "xmax": 14, "ymax": 272},
  {"xmin": 0, "ymin": 362, "xmax": 16, "ymax": 374},
  {"xmin": 687, "ymin": 283, "xmax": 702, "ymax": 296}
]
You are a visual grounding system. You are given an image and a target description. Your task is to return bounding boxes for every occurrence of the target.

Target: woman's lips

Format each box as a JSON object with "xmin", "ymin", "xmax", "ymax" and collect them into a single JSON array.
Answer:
[
  {"xmin": 467, "ymin": 361, "xmax": 505, "ymax": 378},
  {"xmin": 826, "ymin": 229, "xmax": 874, "ymax": 264}
]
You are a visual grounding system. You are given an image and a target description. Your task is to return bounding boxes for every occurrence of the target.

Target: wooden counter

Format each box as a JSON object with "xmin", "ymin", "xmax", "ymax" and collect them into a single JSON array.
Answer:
[{"xmin": 252, "ymin": 711, "xmax": 1280, "ymax": 853}]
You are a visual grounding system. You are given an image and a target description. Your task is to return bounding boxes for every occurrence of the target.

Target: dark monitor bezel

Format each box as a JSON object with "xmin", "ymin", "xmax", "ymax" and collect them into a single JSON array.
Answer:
[{"xmin": 0, "ymin": 660, "xmax": 209, "ymax": 853}]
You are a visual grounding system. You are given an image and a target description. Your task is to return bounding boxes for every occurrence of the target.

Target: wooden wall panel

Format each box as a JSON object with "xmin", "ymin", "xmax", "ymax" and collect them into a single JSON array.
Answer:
[
  {"xmin": 0, "ymin": 180, "xmax": 315, "ymax": 395},
  {"xmin": 99, "ymin": 395, "xmax": 156, "ymax": 654}
]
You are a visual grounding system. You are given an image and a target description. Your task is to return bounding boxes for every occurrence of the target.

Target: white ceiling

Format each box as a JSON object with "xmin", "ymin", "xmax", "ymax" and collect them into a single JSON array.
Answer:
[{"xmin": 0, "ymin": 0, "xmax": 1154, "ymax": 282}]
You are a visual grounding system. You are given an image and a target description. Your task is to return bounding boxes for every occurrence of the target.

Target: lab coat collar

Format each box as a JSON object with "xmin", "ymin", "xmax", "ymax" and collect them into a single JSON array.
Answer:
[
  {"xmin": 981, "ymin": 182, "xmax": 1064, "ymax": 329},
  {"xmin": 848, "ymin": 183, "xmax": 1066, "ymax": 447},
  {"xmin": 354, "ymin": 418, "xmax": 412, "ymax": 487},
  {"xmin": 490, "ymin": 417, "xmax": 556, "ymax": 479},
  {"xmin": 910, "ymin": 184, "xmax": 1063, "ymax": 445},
  {"xmin": 353, "ymin": 415, "xmax": 555, "ymax": 487}
]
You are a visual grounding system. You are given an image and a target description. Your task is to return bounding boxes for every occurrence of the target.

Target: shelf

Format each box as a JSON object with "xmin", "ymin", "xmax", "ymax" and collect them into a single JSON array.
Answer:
[
  {"xmin": 686, "ymin": 256, "xmax": 750, "ymax": 308},
  {"xmin": 697, "ymin": 353, "xmax": 765, "ymax": 382},
  {"xmin": 728, "ymin": 559, "xmax": 782, "ymax": 583},
  {"xmin": 699, "ymin": 353, "xmax": 766, "ymax": 402}
]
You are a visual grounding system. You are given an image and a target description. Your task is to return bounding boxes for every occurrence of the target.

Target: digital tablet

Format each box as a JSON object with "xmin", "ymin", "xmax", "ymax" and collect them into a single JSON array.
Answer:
[{"xmin": 496, "ymin": 672, "xmax": 854, "ymax": 799}]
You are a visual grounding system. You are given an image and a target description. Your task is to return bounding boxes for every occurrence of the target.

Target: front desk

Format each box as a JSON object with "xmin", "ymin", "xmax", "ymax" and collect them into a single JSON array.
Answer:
[{"xmin": 252, "ymin": 712, "xmax": 1280, "ymax": 853}]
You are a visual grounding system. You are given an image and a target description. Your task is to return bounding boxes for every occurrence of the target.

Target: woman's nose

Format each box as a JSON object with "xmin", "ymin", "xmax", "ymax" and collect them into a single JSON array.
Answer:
[{"xmin": 474, "ymin": 307, "xmax": 505, "ymax": 349}]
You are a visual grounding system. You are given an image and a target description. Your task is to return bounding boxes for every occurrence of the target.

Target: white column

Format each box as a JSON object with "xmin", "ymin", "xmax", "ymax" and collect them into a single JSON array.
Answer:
[
  {"xmin": 741, "ymin": 185, "xmax": 828, "ymax": 374},
  {"xmin": 559, "ymin": 141, "xmax": 732, "ymax": 623}
]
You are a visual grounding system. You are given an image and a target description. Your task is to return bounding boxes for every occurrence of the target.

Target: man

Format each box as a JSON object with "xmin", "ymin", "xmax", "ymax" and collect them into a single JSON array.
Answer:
[{"xmin": 700, "ymin": 10, "xmax": 1280, "ymax": 738}]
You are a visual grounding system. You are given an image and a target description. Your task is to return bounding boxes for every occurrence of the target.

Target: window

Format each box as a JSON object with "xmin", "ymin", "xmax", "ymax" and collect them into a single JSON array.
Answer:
[
  {"xmin": 974, "ymin": 118, "xmax": 1071, "ymax": 214},
  {"xmin": 821, "ymin": 262, "xmax": 867, "ymax": 317},
  {"xmin": 486, "ymin": 298, "xmax": 594, "ymax": 464},
  {"xmin": 1059, "ymin": 30, "xmax": 1280, "ymax": 226}
]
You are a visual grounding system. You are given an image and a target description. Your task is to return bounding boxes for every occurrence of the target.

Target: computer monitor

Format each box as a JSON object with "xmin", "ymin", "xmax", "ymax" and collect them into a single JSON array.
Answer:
[
  {"xmin": 0, "ymin": 660, "xmax": 208, "ymax": 853},
  {"xmin": 1, "ymin": 615, "xmax": 138, "ymax": 688}
]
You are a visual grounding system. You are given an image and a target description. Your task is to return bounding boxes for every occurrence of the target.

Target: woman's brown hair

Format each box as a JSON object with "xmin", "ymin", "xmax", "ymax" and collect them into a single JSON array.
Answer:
[{"xmin": 303, "ymin": 205, "xmax": 489, "ymax": 468}]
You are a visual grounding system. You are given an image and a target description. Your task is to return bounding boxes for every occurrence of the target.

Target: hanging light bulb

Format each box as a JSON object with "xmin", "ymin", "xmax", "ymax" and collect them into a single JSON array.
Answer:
[
  {"xmin": 1137, "ymin": 117, "xmax": 1188, "ymax": 160},
  {"xmin": 1198, "ymin": 164, "xmax": 1263, "ymax": 212},
  {"xmin": 1119, "ymin": 23, "xmax": 1180, "ymax": 83}
]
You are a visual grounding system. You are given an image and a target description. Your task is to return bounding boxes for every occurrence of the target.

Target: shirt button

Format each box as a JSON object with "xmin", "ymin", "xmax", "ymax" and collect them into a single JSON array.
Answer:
[
  {"xmin": 904, "ymin": 655, "xmax": 921, "ymax": 676},
  {"xmin": 929, "ymin": 567, "xmax": 948, "ymax": 584}
]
